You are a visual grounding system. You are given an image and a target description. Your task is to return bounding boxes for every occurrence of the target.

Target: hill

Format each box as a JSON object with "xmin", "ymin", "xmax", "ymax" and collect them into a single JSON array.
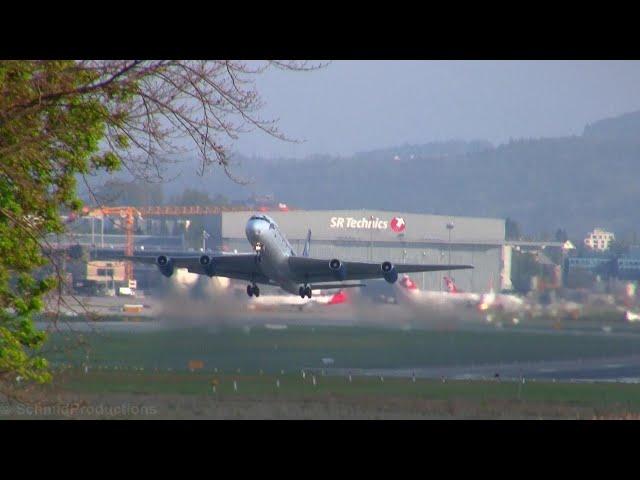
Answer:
[{"xmin": 84, "ymin": 111, "xmax": 640, "ymax": 240}]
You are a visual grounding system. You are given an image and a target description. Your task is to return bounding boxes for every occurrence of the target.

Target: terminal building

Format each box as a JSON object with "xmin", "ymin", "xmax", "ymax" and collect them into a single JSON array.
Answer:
[{"xmin": 218, "ymin": 209, "xmax": 508, "ymax": 292}]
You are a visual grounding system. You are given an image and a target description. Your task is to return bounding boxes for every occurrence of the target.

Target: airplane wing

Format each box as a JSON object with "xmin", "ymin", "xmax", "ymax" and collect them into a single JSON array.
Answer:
[
  {"xmin": 124, "ymin": 253, "xmax": 272, "ymax": 284},
  {"xmin": 288, "ymin": 257, "xmax": 473, "ymax": 284}
]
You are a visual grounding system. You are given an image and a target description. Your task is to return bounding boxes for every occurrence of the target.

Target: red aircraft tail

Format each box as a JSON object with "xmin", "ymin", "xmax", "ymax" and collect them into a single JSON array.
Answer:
[
  {"xmin": 443, "ymin": 276, "xmax": 461, "ymax": 293},
  {"xmin": 399, "ymin": 274, "xmax": 419, "ymax": 291},
  {"xmin": 328, "ymin": 290, "xmax": 348, "ymax": 305}
]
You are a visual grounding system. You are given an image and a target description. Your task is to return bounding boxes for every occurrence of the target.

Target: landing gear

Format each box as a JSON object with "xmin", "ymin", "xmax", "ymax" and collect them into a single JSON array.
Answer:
[
  {"xmin": 247, "ymin": 284, "xmax": 260, "ymax": 297},
  {"xmin": 299, "ymin": 285, "xmax": 312, "ymax": 299}
]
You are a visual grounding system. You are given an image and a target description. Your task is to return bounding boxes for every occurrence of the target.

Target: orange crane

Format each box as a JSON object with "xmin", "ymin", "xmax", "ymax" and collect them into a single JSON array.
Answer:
[
  {"xmin": 136, "ymin": 205, "xmax": 261, "ymax": 216},
  {"xmin": 87, "ymin": 206, "xmax": 142, "ymax": 281},
  {"xmin": 84, "ymin": 203, "xmax": 293, "ymax": 281}
]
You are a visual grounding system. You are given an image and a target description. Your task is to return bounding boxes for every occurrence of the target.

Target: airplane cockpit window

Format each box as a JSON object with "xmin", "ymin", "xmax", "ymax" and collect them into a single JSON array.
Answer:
[{"xmin": 250, "ymin": 214, "xmax": 277, "ymax": 228}]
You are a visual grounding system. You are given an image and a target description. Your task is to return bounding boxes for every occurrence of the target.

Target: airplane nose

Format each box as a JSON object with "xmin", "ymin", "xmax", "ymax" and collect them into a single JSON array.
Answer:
[{"xmin": 245, "ymin": 220, "xmax": 263, "ymax": 242}]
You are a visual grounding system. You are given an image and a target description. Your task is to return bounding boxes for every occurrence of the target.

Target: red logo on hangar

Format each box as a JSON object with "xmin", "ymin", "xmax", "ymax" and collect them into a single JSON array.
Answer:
[{"xmin": 390, "ymin": 217, "xmax": 406, "ymax": 233}]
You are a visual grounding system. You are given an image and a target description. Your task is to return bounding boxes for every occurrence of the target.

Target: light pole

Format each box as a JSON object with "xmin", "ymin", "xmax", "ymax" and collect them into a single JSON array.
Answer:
[
  {"xmin": 422, "ymin": 251, "xmax": 427, "ymax": 290},
  {"xmin": 369, "ymin": 215, "xmax": 375, "ymax": 261},
  {"xmin": 446, "ymin": 221, "xmax": 455, "ymax": 279},
  {"xmin": 202, "ymin": 229, "xmax": 210, "ymax": 252}
]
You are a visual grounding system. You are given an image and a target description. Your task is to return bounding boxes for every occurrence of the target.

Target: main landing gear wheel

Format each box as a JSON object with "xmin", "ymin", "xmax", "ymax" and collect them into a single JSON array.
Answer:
[
  {"xmin": 247, "ymin": 284, "xmax": 260, "ymax": 297},
  {"xmin": 299, "ymin": 286, "xmax": 312, "ymax": 299}
]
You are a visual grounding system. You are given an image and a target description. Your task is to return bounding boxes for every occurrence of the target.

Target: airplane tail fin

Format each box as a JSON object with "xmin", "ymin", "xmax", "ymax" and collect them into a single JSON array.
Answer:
[
  {"xmin": 327, "ymin": 290, "xmax": 348, "ymax": 305},
  {"xmin": 399, "ymin": 274, "xmax": 419, "ymax": 291},
  {"xmin": 443, "ymin": 276, "xmax": 460, "ymax": 293},
  {"xmin": 301, "ymin": 229, "xmax": 311, "ymax": 257}
]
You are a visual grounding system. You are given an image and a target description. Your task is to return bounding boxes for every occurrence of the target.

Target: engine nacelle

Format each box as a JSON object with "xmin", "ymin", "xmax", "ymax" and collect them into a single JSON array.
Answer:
[
  {"xmin": 199, "ymin": 255, "xmax": 216, "ymax": 276},
  {"xmin": 381, "ymin": 261, "xmax": 398, "ymax": 284},
  {"xmin": 329, "ymin": 258, "xmax": 347, "ymax": 281},
  {"xmin": 156, "ymin": 255, "xmax": 174, "ymax": 277}
]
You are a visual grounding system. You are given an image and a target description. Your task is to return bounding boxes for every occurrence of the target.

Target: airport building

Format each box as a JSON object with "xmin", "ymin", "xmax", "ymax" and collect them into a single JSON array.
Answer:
[
  {"xmin": 218, "ymin": 209, "xmax": 507, "ymax": 292},
  {"xmin": 584, "ymin": 228, "xmax": 615, "ymax": 251},
  {"xmin": 567, "ymin": 247, "xmax": 640, "ymax": 282}
]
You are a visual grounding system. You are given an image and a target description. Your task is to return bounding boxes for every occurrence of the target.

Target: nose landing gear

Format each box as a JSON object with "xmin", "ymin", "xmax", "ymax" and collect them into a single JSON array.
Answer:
[
  {"xmin": 247, "ymin": 284, "xmax": 260, "ymax": 297},
  {"xmin": 299, "ymin": 285, "xmax": 312, "ymax": 299}
]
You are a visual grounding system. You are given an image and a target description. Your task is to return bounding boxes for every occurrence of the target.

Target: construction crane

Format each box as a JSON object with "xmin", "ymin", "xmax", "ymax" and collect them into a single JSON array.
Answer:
[
  {"xmin": 136, "ymin": 205, "xmax": 260, "ymax": 216},
  {"xmin": 84, "ymin": 203, "xmax": 292, "ymax": 281},
  {"xmin": 87, "ymin": 206, "xmax": 142, "ymax": 281}
]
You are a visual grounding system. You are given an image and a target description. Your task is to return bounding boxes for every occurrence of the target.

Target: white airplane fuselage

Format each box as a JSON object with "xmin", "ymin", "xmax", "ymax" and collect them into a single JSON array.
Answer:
[
  {"xmin": 245, "ymin": 215, "xmax": 302, "ymax": 294},
  {"xmin": 247, "ymin": 290, "xmax": 343, "ymax": 311}
]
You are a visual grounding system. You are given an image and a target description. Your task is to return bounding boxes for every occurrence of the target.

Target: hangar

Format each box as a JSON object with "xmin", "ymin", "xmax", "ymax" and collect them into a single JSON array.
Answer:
[{"xmin": 218, "ymin": 209, "xmax": 507, "ymax": 292}]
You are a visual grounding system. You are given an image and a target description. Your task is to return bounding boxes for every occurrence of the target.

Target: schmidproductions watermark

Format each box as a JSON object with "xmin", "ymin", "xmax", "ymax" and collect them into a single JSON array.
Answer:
[{"xmin": 0, "ymin": 402, "xmax": 158, "ymax": 418}]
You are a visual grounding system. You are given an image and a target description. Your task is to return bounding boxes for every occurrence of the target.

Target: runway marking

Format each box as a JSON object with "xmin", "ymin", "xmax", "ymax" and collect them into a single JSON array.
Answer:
[
  {"xmin": 617, "ymin": 377, "xmax": 640, "ymax": 384},
  {"xmin": 453, "ymin": 374, "xmax": 480, "ymax": 380}
]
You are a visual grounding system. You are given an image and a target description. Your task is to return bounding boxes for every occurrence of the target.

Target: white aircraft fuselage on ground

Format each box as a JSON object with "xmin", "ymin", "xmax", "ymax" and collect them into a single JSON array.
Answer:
[{"xmin": 396, "ymin": 274, "xmax": 480, "ymax": 308}]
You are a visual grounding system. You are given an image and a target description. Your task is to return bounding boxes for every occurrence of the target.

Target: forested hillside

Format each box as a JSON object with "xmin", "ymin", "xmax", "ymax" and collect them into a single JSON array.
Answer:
[{"xmin": 89, "ymin": 112, "xmax": 640, "ymax": 240}]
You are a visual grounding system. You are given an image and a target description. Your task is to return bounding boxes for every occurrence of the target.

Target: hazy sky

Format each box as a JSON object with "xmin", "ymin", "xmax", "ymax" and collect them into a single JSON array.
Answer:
[{"xmin": 232, "ymin": 60, "xmax": 640, "ymax": 158}]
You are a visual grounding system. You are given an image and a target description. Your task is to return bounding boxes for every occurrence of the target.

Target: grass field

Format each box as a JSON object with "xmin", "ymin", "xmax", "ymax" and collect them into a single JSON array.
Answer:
[
  {"xmin": 2, "ymin": 369, "xmax": 636, "ymax": 419},
  {"xmin": 53, "ymin": 369, "xmax": 640, "ymax": 406},
  {"xmin": 42, "ymin": 324, "xmax": 640, "ymax": 374},
  {"xmin": 4, "ymin": 324, "xmax": 639, "ymax": 419}
]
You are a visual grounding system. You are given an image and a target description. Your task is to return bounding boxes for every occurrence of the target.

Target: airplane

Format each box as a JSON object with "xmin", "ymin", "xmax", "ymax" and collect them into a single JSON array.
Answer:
[
  {"xmin": 443, "ymin": 276, "xmax": 482, "ymax": 303},
  {"xmin": 476, "ymin": 282, "xmax": 525, "ymax": 314},
  {"xmin": 246, "ymin": 289, "xmax": 349, "ymax": 311},
  {"xmin": 427, "ymin": 275, "xmax": 525, "ymax": 314},
  {"xmin": 397, "ymin": 274, "xmax": 528, "ymax": 327},
  {"xmin": 126, "ymin": 214, "xmax": 474, "ymax": 298},
  {"xmin": 396, "ymin": 274, "xmax": 480, "ymax": 307}
]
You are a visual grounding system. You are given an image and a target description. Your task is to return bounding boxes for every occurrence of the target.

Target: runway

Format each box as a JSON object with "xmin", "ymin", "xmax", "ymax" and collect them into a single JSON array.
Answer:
[{"xmin": 321, "ymin": 354, "xmax": 640, "ymax": 383}]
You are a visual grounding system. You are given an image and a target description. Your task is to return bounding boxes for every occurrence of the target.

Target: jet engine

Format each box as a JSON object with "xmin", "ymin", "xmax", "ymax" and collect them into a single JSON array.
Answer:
[
  {"xmin": 329, "ymin": 258, "xmax": 347, "ymax": 281},
  {"xmin": 199, "ymin": 255, "xmax": 216, "ymax": 276},
  {"xmin": 156, "ymin": 255, "xmax": 174, "ymax": 277},
  {"xmin": 381, "ymin": 261, "xmax": 398, "ymax": 284}
]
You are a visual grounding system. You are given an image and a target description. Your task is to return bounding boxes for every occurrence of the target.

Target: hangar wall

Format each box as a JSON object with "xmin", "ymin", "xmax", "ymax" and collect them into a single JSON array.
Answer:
[{"xmin": 220, "ymin": 210, "xmax": 505, "ymax": 292}]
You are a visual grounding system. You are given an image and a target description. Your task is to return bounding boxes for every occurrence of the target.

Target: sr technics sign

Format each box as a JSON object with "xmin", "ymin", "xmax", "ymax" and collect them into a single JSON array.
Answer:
[{"xmin": 329, "ymin": 216, "xmax": 406, "ymax": 232}]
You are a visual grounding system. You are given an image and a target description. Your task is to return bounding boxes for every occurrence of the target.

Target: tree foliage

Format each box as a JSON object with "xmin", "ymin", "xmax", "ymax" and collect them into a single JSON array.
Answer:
[
  {"xmin": 95, "ymin": 179, "xmax": 165, "ymax": 206},
  {"xmin": 218, "ymin": 131, "xmax": 640, "ymax": 237},
  {"xmin": 555, "ymin": 228, "xmax": 568, "ymax": 243},
  {"xmin": 505, "ymin": 218, "xmax": 521, "ymax": 241},
  {"xmin": 510, "ymin": 251, "xmax": 540, "ymax": 294},
  {"xmin": 0, "ymin": 60, "xmax": 315, "ymax": 391}
]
